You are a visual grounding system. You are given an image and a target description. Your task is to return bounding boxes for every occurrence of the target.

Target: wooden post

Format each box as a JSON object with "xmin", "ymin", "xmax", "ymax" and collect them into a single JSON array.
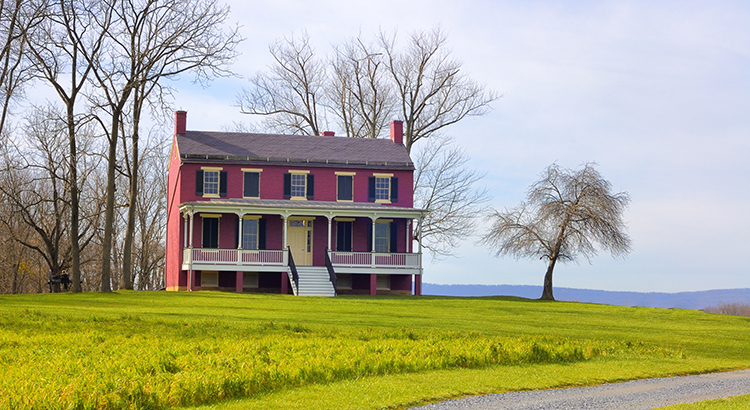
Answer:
[
  {"xmin": 370, "ymin": 274, "xmax": 377, "ymax": 296},
  {"xmin": 235, "ymin": 271, "xmax": 243, "ymax": 293},
  {"xmin": 414, "ymin": 274, "xmax": 422, "ymax": 296}
]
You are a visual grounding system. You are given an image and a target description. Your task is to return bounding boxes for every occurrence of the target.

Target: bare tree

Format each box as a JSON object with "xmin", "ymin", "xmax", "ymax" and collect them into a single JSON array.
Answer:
[
  {"xmin": 329, "ymin": 37, "xmax": 393, "ymax": 139},
  {"xmin": 413, "ymin": 135, "xmax": 489, "ymax": 257},
  {"xmin": 238, "ymin": 32, "xmax": 326, "ymax": 135},
  {"xmin": 85, "ymin": 0, "xmax": 240, "ymax": 291},
  {"xmin": 379, "ymin": 27, "xmax": 498, "ymax": 153},
  {"xmin": 24, "ymin": 0, "xmax": 111, "ymax": 292},
  {"xmin": 482, "ymin": 163, "xmax": 632, "ymax": 301},
  {"xmin": 0, "ymin": 106, "xmax": 100, "ymax": 290},
  {"xmin": 0, "ymin": 0, "xmax": 45, "ymax": 137}
]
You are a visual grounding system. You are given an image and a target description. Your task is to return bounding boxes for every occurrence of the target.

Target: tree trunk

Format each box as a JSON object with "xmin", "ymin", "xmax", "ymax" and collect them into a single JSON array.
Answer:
[
  {"xmin": 540, "ymin": 256, "xmax": 557, "ymax": 301},
  {"xmin": 100, "ymin": 109, "xmax": 123, "ymax": 292},
  {"xmin": 67, "ymin": 104, "xmax": 82, "ymax": 292},
  {"xmin": 121, "ymin": 104, "xmax": 140, "ymax": 290}
]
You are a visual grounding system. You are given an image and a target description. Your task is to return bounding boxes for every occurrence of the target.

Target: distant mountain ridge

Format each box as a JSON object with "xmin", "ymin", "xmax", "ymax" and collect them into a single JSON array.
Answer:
[{"xmin": 422, "ymin": 284, "xmax": 750, "ymax": 310}]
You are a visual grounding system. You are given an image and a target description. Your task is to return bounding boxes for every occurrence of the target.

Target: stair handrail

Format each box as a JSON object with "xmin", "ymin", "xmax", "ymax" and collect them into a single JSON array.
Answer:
[
  {"xmin": 287, "ymin": 246, "xmax": 299, "ymax": 295},
  {"xmin": 324, "ymin": 247, "xmax": 337, "ymax": 296}
]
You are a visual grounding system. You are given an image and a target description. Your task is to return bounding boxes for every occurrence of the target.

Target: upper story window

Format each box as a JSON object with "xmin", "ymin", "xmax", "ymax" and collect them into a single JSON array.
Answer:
[
  {"xmin": 336, "ymin": 172, "xmax": 355, "ymax": 202},
  {"xmin": 284, "ymin": 171, "xmax": 314, "ymax": 200},
  {"xmin": 196, "ymin": 168, "xmax": 226, "ymax": 198},
  {"xmin": 368, "ymin": 174, "xmax": 398, "ymax": 203},
  {"xmin": 243, "ymin": 168, "xmax": 262, "ymax": 198}
]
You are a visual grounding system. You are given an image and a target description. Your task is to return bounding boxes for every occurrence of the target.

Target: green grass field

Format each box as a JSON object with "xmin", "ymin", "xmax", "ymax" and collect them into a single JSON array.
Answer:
[{"xmin": 1, "ymin": 291, "xmax": 748, "ymax": 410}]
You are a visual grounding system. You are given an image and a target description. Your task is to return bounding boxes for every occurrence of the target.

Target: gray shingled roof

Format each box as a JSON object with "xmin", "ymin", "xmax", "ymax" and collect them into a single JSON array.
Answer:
[{"xmin": 177, "ymin": 131, "xmax": 413, "ymax": 169}]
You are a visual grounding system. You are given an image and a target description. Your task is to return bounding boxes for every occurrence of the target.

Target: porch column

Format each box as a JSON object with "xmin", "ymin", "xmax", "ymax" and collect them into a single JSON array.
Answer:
[
  {"xmin": 370, "ymin": 274, "xmax": 377, "ymax": 296},
  {"xmin": 282, "ymin": 214, "xmax": 289, "ymax": 265},
  {"xmin": 237, "ymin": 215, "xmax": 243, "ymax": 249},
  {"xmin": 188, "ymin": 212, "xmax": 194, "ymax": 292},
  {"xmin": 405, "ymin": 219, "xmax": 410, "ymax": 253},
  {"xmin": 326, "ymin": 215, "xmax": 332, "ymax": 250},
  {"xmin": 414, "ymin": 274, "xmax": 422, "ymax": 296},
  {"xmin": 371, "ymin": 217, "xmax": 377, "ymax": 252},
  {"xmin": 282, "ymin": 215, "xmax": 288, "ymax": 249},
  {"xmin": 235, "ymin": 271, "xmax": 243, "ymax": 293},
  {"xmin": 183, "ymin": 214, "xmax": 188, "ymax": 248}
]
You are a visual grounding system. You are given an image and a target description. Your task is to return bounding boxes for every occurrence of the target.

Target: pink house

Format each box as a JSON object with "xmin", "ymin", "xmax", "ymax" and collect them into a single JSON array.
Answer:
[{"xmin": 165, "ymin": 111, "xmax": 426, "ymax": 296}]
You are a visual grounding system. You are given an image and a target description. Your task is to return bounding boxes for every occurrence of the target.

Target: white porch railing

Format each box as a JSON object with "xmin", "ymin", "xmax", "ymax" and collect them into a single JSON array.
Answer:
[
  {"xmin": 183, "ymin": 248, "xmax": 285, "ymax": 267},
  {"xmin": 328, "ymin": 251, "xmax": 421, "ymax": 269}
]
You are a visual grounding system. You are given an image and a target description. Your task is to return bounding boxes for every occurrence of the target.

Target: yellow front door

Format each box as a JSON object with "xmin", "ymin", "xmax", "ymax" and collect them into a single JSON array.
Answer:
[{"xmin": 288, "ymin": 220, "xmax": 313, "ymax": 266}]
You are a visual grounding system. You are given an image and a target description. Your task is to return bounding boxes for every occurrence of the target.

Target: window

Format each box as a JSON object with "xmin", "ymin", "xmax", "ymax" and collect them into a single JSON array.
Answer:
[
  {"xmin": 284, "ymin": 172, "xmax": 314, "ymax": 200},
  {"xmin": 242, "ymin": 219, "xmax": 258, "ymax": 250},
  {"xmin": 368, "ymin": 175, "xmax": 398, "ymax": 203},
  {"xmin": 337, "ymin": 175, "xmax": 353, "ymax": 201},
  {"xmin": 204, "ymin": 171, "xmax": 219, "ymax": 195},
  {"xmin": 291, "ymin": 174, "xmax": 306, "ymax": 197},
  {"xmin": 336, "ymin": 221, "xmax": 352, "ymax": 252},
  {"xmin": 243, "ymin": 170, "xmax": 261, "ymax": 198},
  {"xmin": 374, "ymin": 222, "xmax": 390, "ymax": 253},
  {"xmin": 202, "ymin": 217, "xmax": 219, "ymax": 248},
  {"xmin": 195, "ymin": 168, "xmax": 226, "ymax": 197},
  {"xmin": 375, "ymin": 177, "xmax": 390, "ymax": 200}
]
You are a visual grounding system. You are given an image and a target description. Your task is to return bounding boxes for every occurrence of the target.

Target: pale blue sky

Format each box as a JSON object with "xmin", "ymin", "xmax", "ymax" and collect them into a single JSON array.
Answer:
[{"xmin": 174, "ymin": 0, "xmax": 749, "ymax": 292}]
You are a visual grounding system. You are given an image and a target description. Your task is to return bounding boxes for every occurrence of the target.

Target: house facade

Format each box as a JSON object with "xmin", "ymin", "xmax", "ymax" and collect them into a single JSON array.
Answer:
[{"xmin": 165, "ymin": 111, "xmax": 426, "ymax": 296}]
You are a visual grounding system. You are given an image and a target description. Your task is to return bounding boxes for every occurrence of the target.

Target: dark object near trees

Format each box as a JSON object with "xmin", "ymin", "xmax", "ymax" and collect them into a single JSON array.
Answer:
[{"xmin": 48, "ymin": 271, "xmax": 72, "ymax": 293}]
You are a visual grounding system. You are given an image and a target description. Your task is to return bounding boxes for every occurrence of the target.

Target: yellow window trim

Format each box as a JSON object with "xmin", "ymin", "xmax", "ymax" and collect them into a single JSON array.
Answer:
[
  {"xmin": 288, "ymin": 169, "xmax": 310, "ymax": 174},
  {"xmin": 200, "ymin": 213, "xmax": 222, "ymax": 218},
  {"xmin": 289, "ymin": 216, "xmax": 316, "ymax": 221},
  {"xmin": 373, "ymin": 173, "xmax": 393, "ymax": 177},
  {"xmin": 335, "ymin": 217, "xmax": 355, "ymax": 222},
  {"xmin": 201, "ymin": 166, "xmax": 223, "ymax": 171},
  {"xmin": 337, "ymin": 199, "xmax": 354, "ymax": 203},
  {"xmin": 202, "ymin": 193, "xmax": 220, "ymax": 198},
  {"xmin": 242, "ymin": 168, "xmax": 263, "ymax": 173},
  {"xmin": 242, "ymin": 215, "xmax": 261, "ymax": 220},
  {"xmin": 290, "ymin": 196, "xmax": 307, "ymax": 201},
  {"xmin": 376, "ymin": 219, "xmax": 393, "ymax": 223},
  {"xmin": 335, "ymin": 171, "xmax": 356, "ymax": 176},
  {"xmin": 375, "ymin": 199, "xmax": 392, "ymax": 204}
]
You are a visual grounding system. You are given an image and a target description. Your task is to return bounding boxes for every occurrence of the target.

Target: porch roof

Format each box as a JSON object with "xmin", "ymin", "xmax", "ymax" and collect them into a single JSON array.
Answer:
[{"xmin": 179, "ymin": 198, "xmax": 426, "ymax": 220}]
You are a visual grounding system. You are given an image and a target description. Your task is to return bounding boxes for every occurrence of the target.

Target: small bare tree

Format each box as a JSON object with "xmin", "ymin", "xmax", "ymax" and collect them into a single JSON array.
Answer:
[
  {"xmin": 414, "ymin": 135, "xmax": 489, "ymax": 257},
  {"xmin": 482, "ymin": 163, "xmax": 631, "ymax": 301}
]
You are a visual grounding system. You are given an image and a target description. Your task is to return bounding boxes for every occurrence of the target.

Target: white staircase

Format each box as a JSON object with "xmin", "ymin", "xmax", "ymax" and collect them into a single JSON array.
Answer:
[{"xmin": 292, "ymin": 267, "xmax": 336, "ymax": 297}]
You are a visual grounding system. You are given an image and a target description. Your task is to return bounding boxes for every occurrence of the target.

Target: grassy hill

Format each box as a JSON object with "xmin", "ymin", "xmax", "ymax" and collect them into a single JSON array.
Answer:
[{"xmin": 1, "ymin": 291, "xmax": 748, "ymax": 409}]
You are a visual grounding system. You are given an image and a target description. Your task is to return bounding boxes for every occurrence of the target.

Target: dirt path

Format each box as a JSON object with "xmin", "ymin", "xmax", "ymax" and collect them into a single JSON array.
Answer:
[{"xmin": 409, "ymin": 369, "xmax": 750, "ymax": 410}]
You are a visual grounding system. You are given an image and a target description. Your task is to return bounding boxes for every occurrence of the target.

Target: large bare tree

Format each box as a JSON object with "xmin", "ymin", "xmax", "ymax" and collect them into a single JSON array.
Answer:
[
  {"xmin": 84, "ymin": 0, "xmax": 240, "ymax": 291},
  {"xmin": 238, "ymin": 32, "xmax": 326, "ymax": 136},
  {"xmin": 24, "ymin": 0, "xmax": 110, "ymax": 292},
  {"xmin": 379, "ymin": 27, "xmax": 498, "ymax": 153},
  {"xmin": 482, "ymin": 163, "xmax": 632, "ymax": 300}
]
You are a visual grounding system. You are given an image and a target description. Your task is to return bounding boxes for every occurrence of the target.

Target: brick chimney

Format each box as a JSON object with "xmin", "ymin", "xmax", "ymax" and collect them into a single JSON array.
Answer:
[
  {"xmin": 175, "ymin": 111, "xmax": 187, "ymax": 135},
  {"xmin": 390, "ymin": 120, "xmax": 403, "ymax": 144},
  {"xmin": 321, "ymin": 131, "xmax": 335, "ymax": 136}
]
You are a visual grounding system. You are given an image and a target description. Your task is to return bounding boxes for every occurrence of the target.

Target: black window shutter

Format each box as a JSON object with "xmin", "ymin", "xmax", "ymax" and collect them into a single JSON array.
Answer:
[
  {"xmin": 195, "ymin": 170, "xmax": 204, "ymax": 196},
  {"xmin": 306, "ymin": 174, "xmax": 315, "ymax": 199},
  {"xmin": 390, "ymin": 177, "xmax": 399, "ymax": 203},
  {"xmin": 283, "ymin": 173, "xmax": 291, "ymax": 199},
  {"xmin": 368, "ymin": 176, "xmax": 376, "ymax": 202},
  {"xmin": 219, "ymin": 171, "xmax": 227, "ymax": 197},
  {"xmin": 258, "ymin": 219, "xmax": 267, "ymax": 250},
  {"xmin": 367, "ymin": 222, "xmax": 372, "ymax": 252},
  {"xmin": 244, "ymin": 172, "xmax": 259, "ymax": 197},
  {"xmin": 338, "ymin": 175, "xmax": 353, "ymax": 201},
  {"xmin": 390, "ymin": 221, "xmax": 398, "ymax": 253}
]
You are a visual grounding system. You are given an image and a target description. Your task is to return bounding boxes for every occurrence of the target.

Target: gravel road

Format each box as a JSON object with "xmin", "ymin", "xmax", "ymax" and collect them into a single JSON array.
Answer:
[{"xmin": 408, "ymin": 369, "xmax": 750, "ymax": 410}]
